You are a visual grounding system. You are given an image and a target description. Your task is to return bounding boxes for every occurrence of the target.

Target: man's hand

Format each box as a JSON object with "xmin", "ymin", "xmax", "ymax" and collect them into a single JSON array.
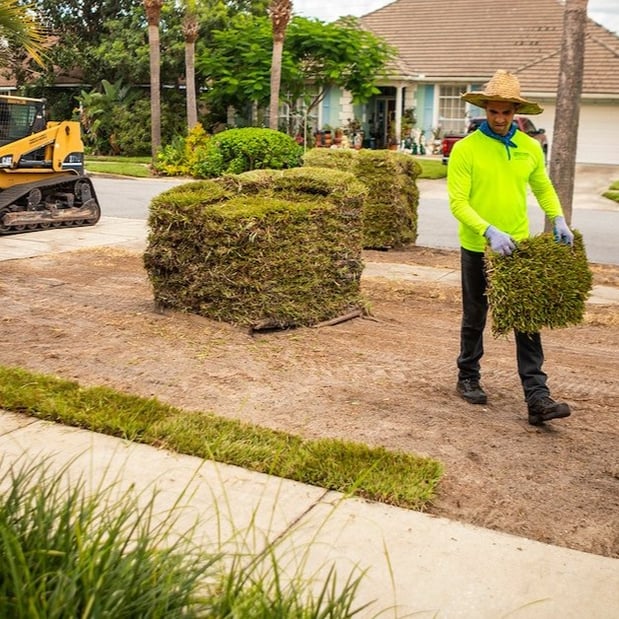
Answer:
[
  {"xmin": 553, "ymin": 216, "xmax": 574, "ymax": 245},
  {"xmin": 484, "ymin": 225, "xmax": 516, "ymax": 256}
]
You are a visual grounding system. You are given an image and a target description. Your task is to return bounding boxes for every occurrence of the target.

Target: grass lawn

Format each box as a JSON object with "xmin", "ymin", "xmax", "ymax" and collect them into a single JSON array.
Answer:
[
  {"xmin": 85, "ymin": 153, "xmax": 448, "ymax": 180},
  {"xmin": 85, "ymin": 156, "xmax": 152, "ymax": 178}
]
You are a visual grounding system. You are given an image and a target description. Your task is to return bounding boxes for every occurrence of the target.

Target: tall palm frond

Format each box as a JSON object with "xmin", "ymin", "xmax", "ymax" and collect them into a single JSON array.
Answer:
[{"xmin": 0, "ymin": 0, "xmax": 46, "ymax": 66}]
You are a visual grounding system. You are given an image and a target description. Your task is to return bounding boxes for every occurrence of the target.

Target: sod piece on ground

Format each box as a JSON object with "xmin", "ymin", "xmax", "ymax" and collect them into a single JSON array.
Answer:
[
  {"xmin": 303, "ymin": 148, "xmax": 421, "ymax": 249},
  {"xmin": 485, "ymin": 231, "xmax": 593, "ymax": 336},
  {"xmin": 143, "ymin": 168, "xmax": 366, "ymax": 329}
]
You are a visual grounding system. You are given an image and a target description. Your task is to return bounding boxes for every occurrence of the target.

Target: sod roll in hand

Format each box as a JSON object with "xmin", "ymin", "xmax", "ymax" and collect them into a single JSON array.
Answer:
[{"xmin": 485, "ymin": 231, "xmax": 593, "ymax": 336}]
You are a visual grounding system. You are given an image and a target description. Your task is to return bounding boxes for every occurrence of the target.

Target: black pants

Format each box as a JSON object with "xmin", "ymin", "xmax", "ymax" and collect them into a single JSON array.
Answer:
[{"xmin": 457, "ymin": 248, "xmax": 549, "ymax": 404}]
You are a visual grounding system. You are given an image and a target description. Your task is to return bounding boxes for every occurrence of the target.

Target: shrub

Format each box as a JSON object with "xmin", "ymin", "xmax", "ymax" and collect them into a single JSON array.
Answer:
[
  {"xmin": 190, "ymin": 128, "xmax": 303, "ymax": 178},
  {"xmin": 154, "ymin": 124, "xmax": 211, "ymax": 177}
]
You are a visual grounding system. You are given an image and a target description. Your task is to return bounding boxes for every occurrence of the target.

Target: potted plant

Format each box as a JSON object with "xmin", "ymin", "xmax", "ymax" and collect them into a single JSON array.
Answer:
[
  {"xmin": 387, "ymin": 120, "xmax": 398, "ymax": 150},
  {"xmin": 347, "ymin": 117, "xmax": 364, "ymax": 150},
  {"xmin": 322, "ymin": 124, "xmax": 333, "ymax": 147},
  {"xmin": 334, "ymin": 127, "xmax": 344, "ymax": 146}
]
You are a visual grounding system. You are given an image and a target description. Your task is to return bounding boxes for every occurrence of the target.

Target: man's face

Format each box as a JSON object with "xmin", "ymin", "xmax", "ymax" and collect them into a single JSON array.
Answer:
[{"xmin": 484, "ymin": 101, "xmax": 518, "ymax": 135}]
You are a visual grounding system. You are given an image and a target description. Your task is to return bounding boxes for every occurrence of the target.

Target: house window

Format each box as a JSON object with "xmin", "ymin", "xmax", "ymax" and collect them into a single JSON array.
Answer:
[{"xmin": 439, "ymin": 85, "xmax": 467, "ymax": 134}]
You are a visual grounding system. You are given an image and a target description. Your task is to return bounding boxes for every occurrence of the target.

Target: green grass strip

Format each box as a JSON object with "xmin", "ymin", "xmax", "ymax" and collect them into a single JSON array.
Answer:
[
  {"xmin": 83, "ymin": 154, "xmax": 446, "ymax": 180},
  {"xmin": 85, "ymin": 161, "xmax": 152, "ymax": 177},
  {"xmin": 0, "ymin": 366, "xmax": 442, "ymax": 510}
]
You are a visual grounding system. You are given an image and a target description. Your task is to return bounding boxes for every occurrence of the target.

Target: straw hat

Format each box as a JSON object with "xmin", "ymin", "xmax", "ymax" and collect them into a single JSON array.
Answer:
[{"xmin": 461, "ymin": 70, "xmax": 543, "ymax": 115}]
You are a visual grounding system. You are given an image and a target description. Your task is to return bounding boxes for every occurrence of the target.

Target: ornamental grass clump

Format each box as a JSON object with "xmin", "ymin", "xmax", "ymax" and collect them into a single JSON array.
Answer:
[
  {"xmin": 0, "ymin": 457, "xmax": 373, "ymax": 618},
  {"xmin": 0, "ymin": 459, "xmax": 212, "ymax": 618},
  {"xmin": 303, "ymin": 148, "xmax": 421, "ymax": 249},
  {"xmin": 485, "ymin": 231, "xmax": 593, "ymax": 336},
  {"xmin": 143, "ymin": 168, "xmax": 366, "ymax": 329}
]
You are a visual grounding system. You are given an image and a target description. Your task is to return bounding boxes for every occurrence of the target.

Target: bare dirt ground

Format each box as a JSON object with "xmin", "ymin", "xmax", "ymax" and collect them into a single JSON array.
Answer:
[{"xmin": 1, "ymin": 246, "xmax": 618, "ymax": 558}]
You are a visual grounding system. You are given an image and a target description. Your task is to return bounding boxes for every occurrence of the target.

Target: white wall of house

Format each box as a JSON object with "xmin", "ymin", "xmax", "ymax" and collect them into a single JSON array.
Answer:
[{"xmin": 532, "ymin": 102, "xmax": 619, "ymax": 166}]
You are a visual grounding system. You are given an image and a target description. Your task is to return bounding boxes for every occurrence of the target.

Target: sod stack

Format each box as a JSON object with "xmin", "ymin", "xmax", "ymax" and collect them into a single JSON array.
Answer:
[
  {"xmin": 143, "ymin": 167, "xmax": 367, "ymax": 329},
  {"xmin": 302, "ymin": 148, "xmax": 421, "ymax": 249},
  {"xmin": 485, "ymin": 231, "xmax": 593, "ymax": 336}
]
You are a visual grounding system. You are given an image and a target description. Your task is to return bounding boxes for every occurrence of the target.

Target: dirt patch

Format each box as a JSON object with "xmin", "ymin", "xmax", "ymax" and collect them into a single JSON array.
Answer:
[{"xmin": 1, "ymin": 246, "xmax": 618, "ymax": 558}]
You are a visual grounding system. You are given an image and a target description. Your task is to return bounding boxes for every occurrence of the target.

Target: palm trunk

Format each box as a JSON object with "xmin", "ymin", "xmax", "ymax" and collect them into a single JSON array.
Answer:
[
  {"xmin": 268, "ymin": 0, "xmax": 293, "ymax": 131},
  {"xmin": 144, "ymin": 0, "xmax": 163, "ymax": 160},
  {"xmin": 185, "ymin": 40, "xmax": 198, "ymax": 129},
  {"xmin": 269, "ymin": 38, "xmax": 284, "ymax": 130},
  {"xmin": 547, "ymin": 0, "xmax": 588, "ymax": 227},
  {"xmin": 148, "ymin": 21, "xmax": 161, "ymax": 157}
]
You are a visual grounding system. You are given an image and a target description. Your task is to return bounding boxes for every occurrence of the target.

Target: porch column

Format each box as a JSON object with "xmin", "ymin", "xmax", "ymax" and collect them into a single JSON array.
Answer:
[{"xmin": 395, "ymin": 84, "xmax": 404, "ymax": 146}]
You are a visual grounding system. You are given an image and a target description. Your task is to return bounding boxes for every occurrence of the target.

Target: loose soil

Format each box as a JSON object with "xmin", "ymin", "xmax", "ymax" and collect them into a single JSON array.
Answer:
[{"xmin": 1, "ymin": 246, "xmax": 617, "ymax": 558}]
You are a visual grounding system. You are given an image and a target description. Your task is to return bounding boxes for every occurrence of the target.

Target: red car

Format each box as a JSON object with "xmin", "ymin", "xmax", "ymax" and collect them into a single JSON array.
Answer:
[{"xmin": 441, "ymin": 116, "xmax": 548, "ymax": 164}]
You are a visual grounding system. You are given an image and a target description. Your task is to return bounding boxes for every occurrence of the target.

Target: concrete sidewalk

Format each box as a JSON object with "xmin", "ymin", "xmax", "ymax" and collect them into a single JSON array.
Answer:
[
  {"xmin": 1, "ymin": 218, "xmax": 618, "ymax": 617},
  {"xmin": 2, "ymin": 410, "xmax": 618, "ymax": 619},
  {"xmin": 1, "ymin": 216, "xmax": 617, "ymax": 305}
]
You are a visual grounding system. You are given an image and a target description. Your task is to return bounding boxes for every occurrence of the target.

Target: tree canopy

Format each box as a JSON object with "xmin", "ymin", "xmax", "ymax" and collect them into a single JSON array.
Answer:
[
  {"xmin": 8, "ymin": 0, "xmax": 394, "ymax": 153},
  {"xmin": 198, "ymin": 14, "xmax": 395, "ymax": 122}
]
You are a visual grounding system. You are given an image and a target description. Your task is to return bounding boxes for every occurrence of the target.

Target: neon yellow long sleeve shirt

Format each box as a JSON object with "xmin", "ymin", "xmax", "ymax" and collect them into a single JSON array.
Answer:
[{"xmin": 448, "ymin": 129, "xmax": 564, "ymax": 252}]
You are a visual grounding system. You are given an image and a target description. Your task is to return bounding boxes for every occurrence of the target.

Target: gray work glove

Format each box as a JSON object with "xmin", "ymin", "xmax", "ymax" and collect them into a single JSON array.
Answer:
[
  {"xmin": 553, "ymin": 215, "xmax": 574, "ymax": 246},
  {"xmin": 484, "ymin": 225, "xmax": 516, "ymax": 256}
]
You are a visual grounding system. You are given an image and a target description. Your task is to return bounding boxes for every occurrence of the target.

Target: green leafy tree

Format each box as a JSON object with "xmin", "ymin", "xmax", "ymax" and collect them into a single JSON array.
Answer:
[
  {"xmin": 79, "ymin": 79, "xmax": 139, "ymax": 154},
  {"xmin": 28, "ymin": 0, "xmax": 269, "ymax": 90},
  {"xmin": 199, "ymin": 14, "xmax": 274, "ymax": 120},
  {"xmin": 198, "ymin": 14, "xmax": 395, "ymax": 129},
  {"xmin": 29, "ymin": 0, "xmax": 144, "ymax": 84}
]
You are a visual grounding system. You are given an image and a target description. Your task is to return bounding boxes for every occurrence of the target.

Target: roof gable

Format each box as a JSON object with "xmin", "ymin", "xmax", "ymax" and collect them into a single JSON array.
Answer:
[{"xmin": 360, "ymin": 0, "xmax": 619, "ymax": 95}]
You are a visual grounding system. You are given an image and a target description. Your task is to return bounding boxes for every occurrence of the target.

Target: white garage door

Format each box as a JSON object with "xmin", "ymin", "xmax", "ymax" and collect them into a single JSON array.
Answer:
[{"xmin": 536, "ymin": 102, "xmax": 619, "ymax": 165}]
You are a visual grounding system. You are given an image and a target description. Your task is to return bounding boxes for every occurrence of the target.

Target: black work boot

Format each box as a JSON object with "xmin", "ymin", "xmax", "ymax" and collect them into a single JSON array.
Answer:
[
  {"xmin": 527, "ymin": 396, "xmax": 571, "ymax": 426},
  {"xmin": 457, "ymin": 378, "xmax": 487, "ymax": 405}
]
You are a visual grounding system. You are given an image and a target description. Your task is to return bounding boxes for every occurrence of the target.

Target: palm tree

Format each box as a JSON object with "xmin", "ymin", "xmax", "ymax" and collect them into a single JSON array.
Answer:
[
  {"xmin": 548, "ymin": 0, "xmax": 589, "ymax": 226},
  {"xmin": 182, "ymin": 0, "xmax": 199, "ymax": 130},
  {"xmin": 143, "ymin": 0, "xmax": 164, "ymax": 159},
  {"xmin": 267, "ymin": 0, "xmax": 292, "ymax": 131},
  {"xmin": 0, "ymin": 0, "xmax": 46, "ymax": 66}
]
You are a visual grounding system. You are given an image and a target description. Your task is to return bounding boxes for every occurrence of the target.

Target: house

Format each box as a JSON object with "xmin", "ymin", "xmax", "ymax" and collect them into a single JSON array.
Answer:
[{"xmin": 317, "ymin": 0, "xmax": 619, "ymax": 165}]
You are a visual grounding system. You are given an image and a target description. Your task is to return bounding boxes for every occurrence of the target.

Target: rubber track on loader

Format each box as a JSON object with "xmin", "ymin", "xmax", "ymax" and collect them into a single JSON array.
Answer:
[{"xmin": 0, "ymin": 174, "xmax": 79, "ymax": 209}]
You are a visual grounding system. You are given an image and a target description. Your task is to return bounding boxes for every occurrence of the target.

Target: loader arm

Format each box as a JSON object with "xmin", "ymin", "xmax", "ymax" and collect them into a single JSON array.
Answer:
[{"xmin": 0, "ymin": 121, "xmax": 85, "ymax": 188}]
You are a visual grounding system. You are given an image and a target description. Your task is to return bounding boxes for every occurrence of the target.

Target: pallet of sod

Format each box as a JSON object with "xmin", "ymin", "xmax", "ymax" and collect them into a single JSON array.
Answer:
[{"xmin": 485, "ymin": 231, "xmax": 593, "ymax": 336}]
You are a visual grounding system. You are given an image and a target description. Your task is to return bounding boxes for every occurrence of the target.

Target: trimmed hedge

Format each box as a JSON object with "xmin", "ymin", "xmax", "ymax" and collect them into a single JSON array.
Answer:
[
  {"xmin": 302, "ymin": 148, "xmax": 421, "ymax": 249},
  {"xmin": 143, "ymin": 167, "xmax": 367, "ymax": 329},
  {"xmin": 485, "ymin": 231, "xmax": 593, "ymax": 335},
  {"xmin": 191, "ymin": 127, "xmax": 303, "ymax": 178}
]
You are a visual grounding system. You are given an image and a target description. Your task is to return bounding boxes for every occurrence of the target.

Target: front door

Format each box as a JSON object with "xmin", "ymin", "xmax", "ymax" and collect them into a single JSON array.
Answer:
[{"xmin": 368, "ymin": 89, "xmax": 396, "ymax": 149}]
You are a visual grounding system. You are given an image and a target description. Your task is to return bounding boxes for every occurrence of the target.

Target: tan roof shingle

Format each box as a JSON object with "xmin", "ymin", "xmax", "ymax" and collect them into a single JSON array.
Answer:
[{"xmin": 360, "ymin": 0, "xmax": 619, "ymax": 96}]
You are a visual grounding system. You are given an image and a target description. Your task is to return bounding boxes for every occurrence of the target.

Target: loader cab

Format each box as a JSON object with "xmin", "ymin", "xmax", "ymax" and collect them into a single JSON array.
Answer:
[{"xmin": 0, "ymin": 95, "xmax": 47, "ymax": 146}]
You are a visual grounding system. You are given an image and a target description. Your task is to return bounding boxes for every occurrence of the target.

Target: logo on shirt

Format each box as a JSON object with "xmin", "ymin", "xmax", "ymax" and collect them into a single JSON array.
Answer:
[{"xmin": 512, "ymin": 151, "xmax": 530, "ymax": 161}]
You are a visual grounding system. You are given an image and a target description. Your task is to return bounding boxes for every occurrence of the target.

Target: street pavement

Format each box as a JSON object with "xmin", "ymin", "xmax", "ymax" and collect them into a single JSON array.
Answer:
[
  {"xmin": 415, "ymin": 164, "xmax": 619, "ymax": 265},
  {"xmin": 1, "ymin": 176, "xmax": 618, "ymax": 618},
  {"xmin": 2, "ymin": 216, "xmax": 617, "ymax": 305},
  {"xmin": 85, "ymin": 164, "xmax": 619, "ymax": 265}
]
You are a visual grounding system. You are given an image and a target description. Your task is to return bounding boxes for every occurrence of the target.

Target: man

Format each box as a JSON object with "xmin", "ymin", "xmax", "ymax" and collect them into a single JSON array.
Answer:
[{"xmin": 448, "ymin": 70, "xmax": 574, "ymax": 426}]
